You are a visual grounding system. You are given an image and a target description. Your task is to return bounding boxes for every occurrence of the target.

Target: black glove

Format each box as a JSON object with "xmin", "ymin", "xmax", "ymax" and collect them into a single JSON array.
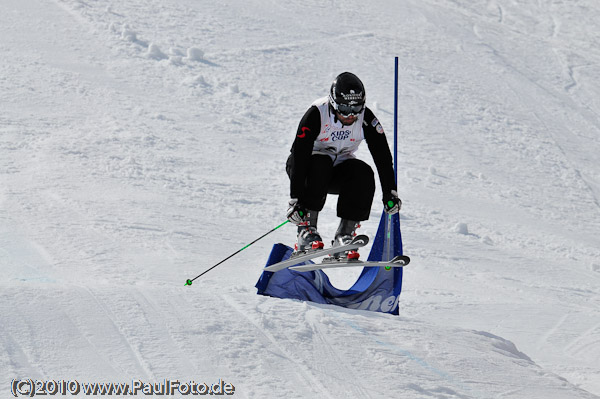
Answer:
[
  {"xmin": 383, "ymin": 190, "xmax": 402, "ymax": 215},
  {"xmin": 286, "ymin": 198, "xmax": 307, "ymax": 225}
]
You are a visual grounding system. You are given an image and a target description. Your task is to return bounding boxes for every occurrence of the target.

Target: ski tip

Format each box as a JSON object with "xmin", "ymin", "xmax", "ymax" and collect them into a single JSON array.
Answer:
[
  {"xmin": 352, "ymin": 234, "xmax": 369, "ymax": 246},
  {"xmin": 384, "ymin": 255, "xmax": 411, "ymax": 269},
  {"xmin": 391, "ymin": 255, "xmax": 411, "ymax": 266}
]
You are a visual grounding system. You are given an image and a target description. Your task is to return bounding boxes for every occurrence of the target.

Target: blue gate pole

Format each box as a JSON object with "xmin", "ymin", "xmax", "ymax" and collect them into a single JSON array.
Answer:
[
  {"xmin": 394, "ymin": 56, "xmax": 399, "ymax": 180},
  {"xmin": 383, "ymin": 57, "xmax": 400, "ymax": 261}
]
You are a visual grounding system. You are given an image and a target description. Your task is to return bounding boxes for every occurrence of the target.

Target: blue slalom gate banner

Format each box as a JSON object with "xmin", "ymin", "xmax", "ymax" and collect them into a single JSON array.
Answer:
[{"xmin": 255, "ymin": 211, "xmax": 404, "ymax": 315}]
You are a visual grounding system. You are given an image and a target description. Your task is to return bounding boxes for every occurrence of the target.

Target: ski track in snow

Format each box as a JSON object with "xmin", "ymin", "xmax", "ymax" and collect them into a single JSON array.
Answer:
[{"xmin": 1, "ymin": 0, "xmax": 600, "ymax": 397}]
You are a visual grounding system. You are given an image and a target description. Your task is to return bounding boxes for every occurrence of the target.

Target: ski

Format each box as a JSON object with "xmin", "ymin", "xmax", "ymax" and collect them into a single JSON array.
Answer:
[
  {"xmin": 289, "ymin": 255, "xmax": 410, "ymax": 272},
  {"xmin": 263, "ymin": 234, "xmax": 370, "ymax": 272}
]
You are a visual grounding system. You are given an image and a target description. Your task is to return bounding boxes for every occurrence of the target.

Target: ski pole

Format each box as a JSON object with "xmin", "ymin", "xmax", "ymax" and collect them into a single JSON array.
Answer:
[{"xmin": 185, "ymin": 219, "xmax": 290, "ymax": 286}]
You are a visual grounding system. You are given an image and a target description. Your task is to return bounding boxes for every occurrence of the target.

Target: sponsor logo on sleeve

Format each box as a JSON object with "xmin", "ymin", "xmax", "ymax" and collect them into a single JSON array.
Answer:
[
  {"xmin": 371, "ymin": 118, "xmax": 384, "ymax": 134},
  {"xmin": 297, "ymin": 126, "xmax": 310, "ymax": 138}
]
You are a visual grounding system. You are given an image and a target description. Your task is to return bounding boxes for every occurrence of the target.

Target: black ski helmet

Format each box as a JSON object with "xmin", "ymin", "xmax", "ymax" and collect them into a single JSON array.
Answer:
[{"xmin": 329, "ymin": 72, "xmax": 366, "ymax": 116}]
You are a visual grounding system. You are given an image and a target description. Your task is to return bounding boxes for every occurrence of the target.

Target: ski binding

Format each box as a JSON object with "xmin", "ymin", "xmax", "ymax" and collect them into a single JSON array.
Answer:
[{"xmin": 263, "ymin": 234, "xmax": 369, "ymax": 273}]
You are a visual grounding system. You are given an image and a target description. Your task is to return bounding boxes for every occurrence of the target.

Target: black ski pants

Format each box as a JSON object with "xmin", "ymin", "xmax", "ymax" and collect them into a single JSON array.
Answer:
[{"xmin": 287, "ymin": 154, "xmax": 375, "ymax": 221}]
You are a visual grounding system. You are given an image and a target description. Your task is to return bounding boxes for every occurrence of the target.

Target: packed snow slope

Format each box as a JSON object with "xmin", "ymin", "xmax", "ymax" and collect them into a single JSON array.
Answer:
[{"xmin": 1, "ymin": 0, "xmax": 600, "ymax": 398}]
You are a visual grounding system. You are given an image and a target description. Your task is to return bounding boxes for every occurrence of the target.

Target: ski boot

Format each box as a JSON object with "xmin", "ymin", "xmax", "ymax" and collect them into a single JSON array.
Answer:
[
  {"xmin": 294, "ymin": 210, "xmax": 324, "ymax": 253},
  {"xmin": 329, "ymin": 219, "xmax": 361, "ymax": 261}
]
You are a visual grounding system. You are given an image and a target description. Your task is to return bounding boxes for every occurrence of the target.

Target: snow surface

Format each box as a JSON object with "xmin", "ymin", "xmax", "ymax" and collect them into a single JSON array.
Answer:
[{"xmin": 1, "ymin": 0, "xmax": 600, "ymax": 398}]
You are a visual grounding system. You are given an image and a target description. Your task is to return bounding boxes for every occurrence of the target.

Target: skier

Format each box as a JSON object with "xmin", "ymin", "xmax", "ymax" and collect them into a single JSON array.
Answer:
[{"xmin": 286, "ymin": 72, "xmax": 401, "ymax": 259}]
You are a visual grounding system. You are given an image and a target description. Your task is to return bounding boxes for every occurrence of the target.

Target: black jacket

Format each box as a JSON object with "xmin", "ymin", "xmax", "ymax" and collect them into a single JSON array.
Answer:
[{"xmin": 289, "ymin": 104, "xmax": 396, "ymax": 200}]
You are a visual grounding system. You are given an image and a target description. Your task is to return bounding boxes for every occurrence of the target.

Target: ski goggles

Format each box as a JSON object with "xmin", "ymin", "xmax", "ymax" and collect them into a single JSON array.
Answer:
[{"xmin": 333, "ymin": 102, "xmax": 364, "ymax": 117}]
